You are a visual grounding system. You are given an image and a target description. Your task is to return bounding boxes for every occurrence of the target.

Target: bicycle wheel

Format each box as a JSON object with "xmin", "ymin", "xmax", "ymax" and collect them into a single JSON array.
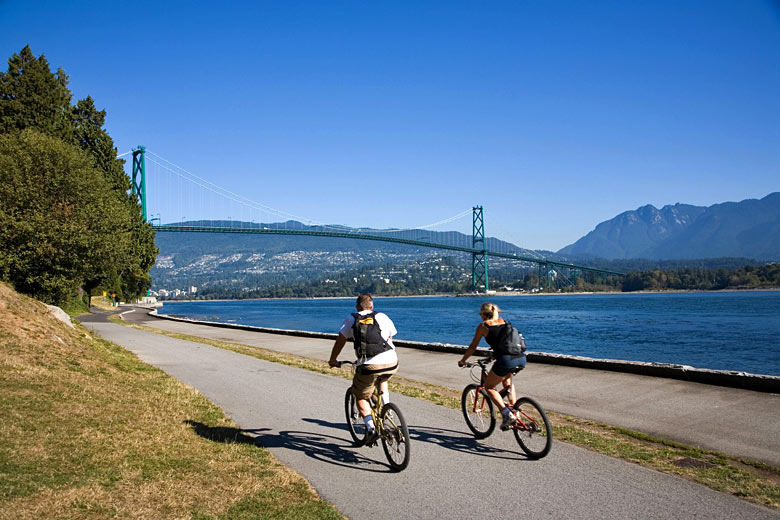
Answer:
[
  {"xmin": 344, "ymin": 388, "xmax": 367, "ymax": 446},
  {"xmin": 461, "ymin": 384, "xmax": 496, "ymax": 439},
  {"xmin": 512, "ymin": 397, "xmax": 552, "ymax": 459},
  {"xmin": 379, "ymin": 403, "xmax": 410, "ymax": 471}
]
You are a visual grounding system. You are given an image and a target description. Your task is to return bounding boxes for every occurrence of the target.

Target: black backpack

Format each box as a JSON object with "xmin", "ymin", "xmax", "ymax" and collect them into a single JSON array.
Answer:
[
  {"xmin": 351, "ymin": 312, "xmax": 392, "ymax": 360},
  {"xmin": 495, "ymin": 321, "xmax": 527, "ymax": 357}
]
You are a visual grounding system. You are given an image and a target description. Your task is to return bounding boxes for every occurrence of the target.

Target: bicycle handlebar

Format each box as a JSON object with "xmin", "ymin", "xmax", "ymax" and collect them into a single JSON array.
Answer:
[{"xmin": 460, "ymin": 358, "xmax": 492, "ymax": 368}]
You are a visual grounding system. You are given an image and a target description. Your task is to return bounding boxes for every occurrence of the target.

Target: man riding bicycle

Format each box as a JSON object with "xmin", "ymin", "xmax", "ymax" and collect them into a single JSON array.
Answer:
[{"xmin": 329, "ymin": 293, "xmax": 399, "ymax": 444}]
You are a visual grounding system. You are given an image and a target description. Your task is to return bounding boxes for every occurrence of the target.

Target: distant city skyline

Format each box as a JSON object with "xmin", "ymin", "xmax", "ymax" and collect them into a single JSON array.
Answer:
[{"xmin": 2, "ymin": 1, "xmax": 778, "ymax": 251}]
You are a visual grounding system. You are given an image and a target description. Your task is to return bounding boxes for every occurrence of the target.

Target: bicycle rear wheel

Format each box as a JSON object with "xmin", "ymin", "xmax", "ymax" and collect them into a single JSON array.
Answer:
[
  {"xmin": 344, "ymin": 388, "xmax": 367, "ymax": 446},
  {"xmin": 461, "ymin": 384, "xmax": 496, "ymax": 439},
  {"xmin": 512, "ymin": 397, "xmax": 552, "ymax": 459},
  {"xmin": 379, "ymin": 403, "xmax": 410, "ymax": 471}
]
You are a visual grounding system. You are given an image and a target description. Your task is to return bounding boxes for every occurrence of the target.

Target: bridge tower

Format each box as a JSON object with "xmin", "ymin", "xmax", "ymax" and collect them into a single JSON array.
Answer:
[
  {"xmin": 131, "ymin": 146, "xmax": 147, "ymax": 222},
  {"xmin": 471, "ymin": 206, "xmax": 489, "ymax": 292}
]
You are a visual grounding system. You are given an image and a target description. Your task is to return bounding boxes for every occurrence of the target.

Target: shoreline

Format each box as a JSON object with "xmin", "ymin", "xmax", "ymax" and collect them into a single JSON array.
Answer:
[
  {"xmin": 156, "ymin": 286, "xmax": 780, "ymax": 303},
  {"xmin": 144, "ymin": 308, "xmax": 780, "ymax": 393}
]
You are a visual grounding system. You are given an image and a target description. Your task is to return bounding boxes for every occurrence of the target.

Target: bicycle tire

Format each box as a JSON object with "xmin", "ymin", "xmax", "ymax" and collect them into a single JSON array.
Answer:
[
  {"xmin": 379, "ymin": 402, "xmax": 410, "ymax": 471},
  {"xmin": 461, "ymin": 384, "xmax": 496, "ymax": 439},
  {"xmin": 512, "ymin": 396, "xmax": 552, "ymax": 459},
  {"xmin": 344, "ymin": 388, "xmax": 367, "ymax": 446}
]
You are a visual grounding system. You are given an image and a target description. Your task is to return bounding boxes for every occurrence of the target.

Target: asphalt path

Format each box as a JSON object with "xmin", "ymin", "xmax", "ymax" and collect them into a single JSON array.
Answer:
[
  {"xmin": 79, "ymin": 312, "xmax": 777, "ymax": 519},
  {"xmin": 120, "ymin": 307, "xmax": 780, "ymax": 467}
]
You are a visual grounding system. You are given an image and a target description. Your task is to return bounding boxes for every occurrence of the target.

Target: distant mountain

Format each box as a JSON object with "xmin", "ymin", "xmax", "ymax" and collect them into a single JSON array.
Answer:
[{"xmin": 557, "ymin": 193, "xmax": 780, "ymax": 260}]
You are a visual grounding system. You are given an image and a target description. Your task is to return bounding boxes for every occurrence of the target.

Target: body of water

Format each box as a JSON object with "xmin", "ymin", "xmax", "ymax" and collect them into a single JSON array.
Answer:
[{"xmin": 157, "ymin": 291, "xmax": 780, "ymax": 376}]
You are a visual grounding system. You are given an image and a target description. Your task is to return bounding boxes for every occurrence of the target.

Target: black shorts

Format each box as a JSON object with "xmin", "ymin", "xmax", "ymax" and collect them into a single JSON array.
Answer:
[{"xmin": 492, "ymin": 354, "xmax": 526, "ymax": 377}]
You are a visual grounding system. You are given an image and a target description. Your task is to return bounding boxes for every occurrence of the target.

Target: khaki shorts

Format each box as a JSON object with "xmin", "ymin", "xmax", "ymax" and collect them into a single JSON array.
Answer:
[{"xmin": 351, "ymin": 362, "xmax": 398, "ymax": 400}]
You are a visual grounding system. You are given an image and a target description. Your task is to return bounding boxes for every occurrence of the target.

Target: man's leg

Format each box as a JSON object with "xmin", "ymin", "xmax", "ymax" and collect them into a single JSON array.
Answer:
[
  {"xmin": 377, "ymin": 376, "xmax": 391, "ymax": 405},
  {"xmin": 352, "ymin": 372, "xmax": 379, "ymax": 439}
]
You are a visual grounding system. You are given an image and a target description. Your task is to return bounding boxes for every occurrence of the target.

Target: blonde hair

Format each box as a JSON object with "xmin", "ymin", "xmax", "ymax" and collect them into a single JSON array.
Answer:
[{"xmin": 479, "ymin": 302, "xmax": 501, "ymax": 321}]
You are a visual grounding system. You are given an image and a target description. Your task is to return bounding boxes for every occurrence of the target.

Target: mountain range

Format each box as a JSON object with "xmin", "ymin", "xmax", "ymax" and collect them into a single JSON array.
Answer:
[
  {"xmin": 151, "ymin": 193, "xmax": 779, "ymax": 291},
  {"xmin": 557, "ymin": 193, "xmax": 780, "ymax": 261}
]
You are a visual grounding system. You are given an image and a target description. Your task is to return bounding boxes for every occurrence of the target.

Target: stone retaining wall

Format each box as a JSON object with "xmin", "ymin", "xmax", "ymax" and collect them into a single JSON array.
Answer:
[{"xmin": 149, "ymin": 310, "xmax": 780, "ymax": 393}]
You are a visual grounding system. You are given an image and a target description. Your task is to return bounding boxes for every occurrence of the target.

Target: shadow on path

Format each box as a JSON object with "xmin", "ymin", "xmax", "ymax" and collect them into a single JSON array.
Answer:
[
  {"xmin": 186, "ymin": 419, "xmax": 392, "ymax": 473},
  {"xmin": 409, "ymin": 425, "xmax": 531, "ymax": 461},
  {"xmin": 303, "ymin": 417, "xmax": 533, "ymax": 461}
]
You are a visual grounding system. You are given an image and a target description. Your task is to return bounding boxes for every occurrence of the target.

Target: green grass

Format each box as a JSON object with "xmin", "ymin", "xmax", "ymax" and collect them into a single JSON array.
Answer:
[
  {"xmin": 114, "ymin": 315, "xmax": 780, "ymax": 510},
  {"xmin": 0, "ymin": 283, "xmax": 344, "ymax": 519}
]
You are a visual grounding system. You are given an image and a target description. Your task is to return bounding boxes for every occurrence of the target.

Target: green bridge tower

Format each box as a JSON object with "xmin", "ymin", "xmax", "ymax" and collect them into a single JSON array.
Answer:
[
  {"xmin": 131, "ymin": 146, "xmax": 147, "ymax": 222},
  {"xmin": 472, "ymin": 205, "xmax": 489, "ymax": 293}
]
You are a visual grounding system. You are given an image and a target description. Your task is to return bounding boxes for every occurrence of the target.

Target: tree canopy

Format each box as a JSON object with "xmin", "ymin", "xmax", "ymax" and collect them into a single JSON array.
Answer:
[{"xmin": 0, "ymin": 46, "xmax": 157, "ymax": 305}]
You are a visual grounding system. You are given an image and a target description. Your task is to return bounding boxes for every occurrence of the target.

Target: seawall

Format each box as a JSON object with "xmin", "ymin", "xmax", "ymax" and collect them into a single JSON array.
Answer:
[{"xmin": 149, "ymin": 310, "xmax": 780, "ymax": 394}]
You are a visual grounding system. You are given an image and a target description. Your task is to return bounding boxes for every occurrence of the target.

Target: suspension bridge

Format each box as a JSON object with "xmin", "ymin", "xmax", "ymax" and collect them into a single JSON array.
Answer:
[{"xmin": 125, "ymin": 146, "xmax": 623, "ymax": 292}]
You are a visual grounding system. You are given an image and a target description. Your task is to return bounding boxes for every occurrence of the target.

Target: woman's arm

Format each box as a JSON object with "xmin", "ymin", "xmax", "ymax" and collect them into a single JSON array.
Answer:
[{"xmin": 458, "ymin": 324, "xmax": 487, "ymax": 366}]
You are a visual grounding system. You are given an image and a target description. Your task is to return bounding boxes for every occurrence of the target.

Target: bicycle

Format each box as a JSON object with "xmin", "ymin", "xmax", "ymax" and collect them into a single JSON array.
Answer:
[
  {"xmin": 339, "ymin": 361, "xmax": 411, "ymax": 471},
  {"xmin": 460, "ymin": 357, "xmax": 552, "ymax": 459}
]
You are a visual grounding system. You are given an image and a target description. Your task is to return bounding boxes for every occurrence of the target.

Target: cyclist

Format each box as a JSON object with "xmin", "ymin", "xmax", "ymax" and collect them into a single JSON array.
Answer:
[
  {"xmin": 329, "ymin": 293, "xmax": 399, "ymax": 443},
  {"xmin": 458, "ymin": 302, "xmax": 526, "ymax": 430}
]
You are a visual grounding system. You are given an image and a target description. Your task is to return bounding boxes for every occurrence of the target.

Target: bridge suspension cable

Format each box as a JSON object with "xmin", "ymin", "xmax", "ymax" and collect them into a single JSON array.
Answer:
[
  {"xmin": 127, "ymin": 147, "xmax": 624, "ymax": 293},
  {"xmin": 144, "ymin": 150, "xmax": 473, "ymax": 234}
]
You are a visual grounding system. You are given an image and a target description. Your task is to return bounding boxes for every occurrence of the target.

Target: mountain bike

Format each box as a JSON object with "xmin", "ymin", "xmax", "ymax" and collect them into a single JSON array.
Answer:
[
  {"xmin": 460, "ymin": 357, "xmax": 552, "ymax": 459},
  {"xmin": 340, "ymin": 361, "xmax": 411, "ymax": 471}
]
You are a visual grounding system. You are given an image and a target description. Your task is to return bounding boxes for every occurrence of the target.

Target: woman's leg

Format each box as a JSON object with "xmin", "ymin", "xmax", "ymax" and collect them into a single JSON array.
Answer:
[
  {"xmin": 502, "ymin": 375, "xmax": 516, "ymax": 407},
  {"xmin": 484, "ymin": 370, "xmax": 508, "ymax": 410}
]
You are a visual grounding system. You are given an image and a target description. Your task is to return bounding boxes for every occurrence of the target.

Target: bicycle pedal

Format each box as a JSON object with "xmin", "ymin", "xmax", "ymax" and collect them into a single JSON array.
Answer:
[{"xmin": 364, "ymin": 430, "xmax": 380, "ymax": 446}]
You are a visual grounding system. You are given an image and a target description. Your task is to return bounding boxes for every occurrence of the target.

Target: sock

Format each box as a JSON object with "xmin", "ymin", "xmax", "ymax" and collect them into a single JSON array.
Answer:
[
  {"xmin": 501, "ymin": 407, "xmax": 512, "ymax": 417},
  {"xmin": 364, "ymin": 415, "xmax": 375, "ymax": 431},
  {"xmin": 381, "ymin": 391, "xmax": 390, "ymax": 405}
]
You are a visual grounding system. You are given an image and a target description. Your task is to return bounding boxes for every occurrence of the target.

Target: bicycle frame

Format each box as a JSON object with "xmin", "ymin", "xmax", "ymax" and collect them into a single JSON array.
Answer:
[
  {"xmin": 342, "ymin": 361, "xmax": 395, "ymax": 437},
  {"xmin": 467, "ymin": 359, "xmax": 537, "ymax": 433}
]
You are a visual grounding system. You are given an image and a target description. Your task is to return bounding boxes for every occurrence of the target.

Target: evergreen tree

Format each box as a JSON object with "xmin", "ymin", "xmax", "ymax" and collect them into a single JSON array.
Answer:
[
  {"xmin": 0, "ymin": 46, "xmax": 158, "ymax": 304},
  {"xmin": 0, "ymin": 46, "xmax": 74, "ymax": 139}
]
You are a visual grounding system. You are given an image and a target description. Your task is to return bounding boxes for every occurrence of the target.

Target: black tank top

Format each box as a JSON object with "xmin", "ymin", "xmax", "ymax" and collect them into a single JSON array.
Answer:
[{"xmin": 484, "ymin": 322, "xmax": 505, "ymax": 351}]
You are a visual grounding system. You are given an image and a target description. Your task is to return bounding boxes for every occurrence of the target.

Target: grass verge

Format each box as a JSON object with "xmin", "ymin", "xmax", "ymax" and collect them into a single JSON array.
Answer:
[
  {"xmin": 0, "ymin": 284, "xmax": 344, "ymax": 520},
  {"xmin": 113, "ymin": 315, "xmax": 780, "ymax": 510}
]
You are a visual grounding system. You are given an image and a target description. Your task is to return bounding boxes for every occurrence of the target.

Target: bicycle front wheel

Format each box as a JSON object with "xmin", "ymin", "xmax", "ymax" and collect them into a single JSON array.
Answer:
[
  {"xmin": 344, "ymin": 388, "xmax": 367, "ymax": 446},
  {"xmin": 461, "ymin": 384, "xmax": 495, "ymax": 439},
  {"xmin": 513, "ymin": 397, "xmax": 552, "ymax": 459},
  {"xmin": 379, "ymin": 403, "xmax": 410, "ymax": 471}
]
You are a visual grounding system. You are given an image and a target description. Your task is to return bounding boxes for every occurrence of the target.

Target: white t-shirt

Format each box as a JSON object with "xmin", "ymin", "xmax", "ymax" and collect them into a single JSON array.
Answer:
[{"xmin": 338, "ymin": 310, "xmax": 398, "ymax": 366}]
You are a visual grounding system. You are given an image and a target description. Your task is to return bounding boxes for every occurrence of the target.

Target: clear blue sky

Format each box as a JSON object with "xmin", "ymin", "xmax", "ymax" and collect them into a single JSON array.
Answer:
[{"xmin": 2, "ymin": 1, "xmax": 779, "ymax": 251}]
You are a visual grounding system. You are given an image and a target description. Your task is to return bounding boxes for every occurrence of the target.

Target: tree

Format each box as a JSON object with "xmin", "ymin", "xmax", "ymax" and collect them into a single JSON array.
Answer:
[
  {"xmin": 0, "ymin": 46, "xmax": 158, "ymax": 303},
  {"xmin": 0, "ymin": 46, "xmax": 74, "ymax": 139},
  {"xmin": 0, "ymin": 130, "xmax": 130, "ymax": 304}
]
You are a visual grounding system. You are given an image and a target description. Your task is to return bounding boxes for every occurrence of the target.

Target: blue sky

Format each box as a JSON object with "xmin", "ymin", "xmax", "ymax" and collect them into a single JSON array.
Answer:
[{"xmin": 2, "ymin": 1, "xmax": 779, "ymax": 251}]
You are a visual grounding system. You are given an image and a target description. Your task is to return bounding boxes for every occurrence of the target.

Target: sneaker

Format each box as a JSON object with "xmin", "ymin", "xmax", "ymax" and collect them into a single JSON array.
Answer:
[
  {"xmin": 364, "ymin": 429, "xmax": 379, "ymax": 446},
  {"xmin": 500, "ymin": 412, "xmax": 517, "ymax": 431}
]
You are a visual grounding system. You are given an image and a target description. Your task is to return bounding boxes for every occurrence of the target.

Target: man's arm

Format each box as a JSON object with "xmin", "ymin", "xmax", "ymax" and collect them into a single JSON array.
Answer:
[{"xmin": 328, "ymin": 333, "xmax": 348, "ymax": 367}]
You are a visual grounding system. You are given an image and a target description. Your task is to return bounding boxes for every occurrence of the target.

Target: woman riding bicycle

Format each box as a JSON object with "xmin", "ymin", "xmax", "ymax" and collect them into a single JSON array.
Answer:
[{"xmin": 458, "ymin": 302, "xmax": 526, "ymax": 430}]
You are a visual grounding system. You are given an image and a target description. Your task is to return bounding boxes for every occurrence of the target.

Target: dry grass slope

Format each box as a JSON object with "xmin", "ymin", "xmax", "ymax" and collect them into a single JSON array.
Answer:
[{"xmin": 0, "ymin": 283, "xmax": 343, "ymax": 520}]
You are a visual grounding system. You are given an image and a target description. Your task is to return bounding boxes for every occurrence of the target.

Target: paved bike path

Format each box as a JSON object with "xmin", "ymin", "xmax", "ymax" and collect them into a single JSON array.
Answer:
[
  {"xmin": 80, "ymin": 312, "xmax": 777, "ymax": 519},
  {"xmin": 118, "ymin": 307, "xmax": 780, "ymax": 468}
]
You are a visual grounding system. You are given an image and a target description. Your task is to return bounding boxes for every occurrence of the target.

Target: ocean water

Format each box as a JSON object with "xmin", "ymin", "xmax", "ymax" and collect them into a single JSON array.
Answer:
[{"xmin": 157, "ymin": 291, "xmax": 780, "ymax": 376}]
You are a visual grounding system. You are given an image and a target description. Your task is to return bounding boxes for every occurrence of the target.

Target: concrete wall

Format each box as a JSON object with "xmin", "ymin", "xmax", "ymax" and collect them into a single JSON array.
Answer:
[{"xmin": 150, "ymin": 311, "xmax": 780, "ymax": 393}]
